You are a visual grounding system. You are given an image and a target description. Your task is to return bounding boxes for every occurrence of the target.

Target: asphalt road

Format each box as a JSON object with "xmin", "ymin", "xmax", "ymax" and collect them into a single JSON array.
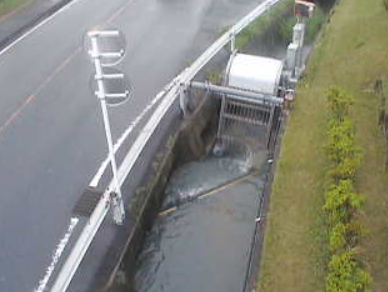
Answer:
[{"xmin": 0, "ymin": 0, "xmax": 261, "ymax": 291}]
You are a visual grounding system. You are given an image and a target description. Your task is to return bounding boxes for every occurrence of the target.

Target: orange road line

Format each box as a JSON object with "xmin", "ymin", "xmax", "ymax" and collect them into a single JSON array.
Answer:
[{"xmin": 0, "ymin": 0, "xmax": 135, "ymax": 137}]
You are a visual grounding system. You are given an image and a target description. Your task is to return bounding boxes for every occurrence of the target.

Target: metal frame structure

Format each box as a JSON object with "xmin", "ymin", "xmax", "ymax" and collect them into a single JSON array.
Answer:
[
  {"xmin": 198, "ymin": 81, "xmax": 279, "ymax": 153},
  {"xmin": 88, "ymin": 30, "xmax": 126, "ymax": 225},
  {"xmin": 50, "ymin": 1, "xmax": 285, "ymax": 291},
  {"xmin": 190, "ymin": 81, "xmax": 283, "ymax": 106}
]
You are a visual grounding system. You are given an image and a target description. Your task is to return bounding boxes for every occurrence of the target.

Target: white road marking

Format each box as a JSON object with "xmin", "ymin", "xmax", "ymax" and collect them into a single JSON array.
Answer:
[
  {"xmin": 0, "ymin": 0, "xmax": 82, "ymax": 57},
  {"xmin": 89, "ymin": 77, "xmax": 181, "ymax": 188},
  {"xmin": 0, "ymin": 1, "xmax": 146, "ymax": 291},
  {"xmin": 0, "ymin": 1, "xmax": 82, "ymax": 291},
  {"xmin": 34, "ymin": 218, "xmax": 79, "ymax": 292}
]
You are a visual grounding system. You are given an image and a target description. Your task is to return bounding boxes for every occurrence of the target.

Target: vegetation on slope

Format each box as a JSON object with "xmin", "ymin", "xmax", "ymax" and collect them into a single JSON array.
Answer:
[
  {"xmin": 235, "ymin": 0, "xmax": 295, "ymax": 49},
  {"xmin": 0, "ymin": 0, "xmax": 35, "ymax": 18},
  {"xmin": 259, "ymin": 0, "xmax": 388, "ymax": 291},
  {"xmin": 234, "ymin": 0, "xmax": 325, "ymax": 50},
  {"xmin": 279, "ymin": 5, "xmax": 326, "ymax": 44},
  {"xmin": 324, "ymin": 87, "xmax": 371, "ymax": 292}
]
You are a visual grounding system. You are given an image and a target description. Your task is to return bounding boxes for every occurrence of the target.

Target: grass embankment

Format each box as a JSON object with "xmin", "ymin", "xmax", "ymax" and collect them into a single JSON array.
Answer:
[
  {"xmin": 235, "ymin": 0, "xmax": 294, "ymax": 49},
  {"xmin": 0, "ymin": 0, "xmax": 36, "ymax": 19},
  {"xmin": 235, "ymin": 0, "xmax": 325, "ymax": 49},
  {"xmin": 259, "ymin": 0, "xmax": 388, "ymax": 292}
]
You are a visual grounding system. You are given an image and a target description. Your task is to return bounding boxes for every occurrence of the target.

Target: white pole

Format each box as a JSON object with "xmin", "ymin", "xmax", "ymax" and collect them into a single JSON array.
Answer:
[
  {"xmin": 91, "ymin": 36, "xmax": 125, "ymax": 225},
  {"xmin": 231, "ymin": 35, "xmax": 236, "ymax": 52}
]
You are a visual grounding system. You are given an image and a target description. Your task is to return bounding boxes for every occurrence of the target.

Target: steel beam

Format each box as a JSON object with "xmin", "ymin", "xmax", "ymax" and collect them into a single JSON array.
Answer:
[{"xmin": 190, "ymin": 81, "xmax": 283, "ymax": 105}]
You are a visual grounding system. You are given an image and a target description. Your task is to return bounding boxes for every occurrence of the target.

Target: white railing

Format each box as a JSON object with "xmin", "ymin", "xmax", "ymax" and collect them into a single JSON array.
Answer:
[{"xmin": 50, "ymin": 0, "xmax": 285, "ymax": 291}]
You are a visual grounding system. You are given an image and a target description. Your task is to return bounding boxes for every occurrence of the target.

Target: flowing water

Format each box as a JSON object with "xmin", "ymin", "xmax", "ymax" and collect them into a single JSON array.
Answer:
[
  {"xmin": 130, "ymin": 15, "xmax": 291, "ymax": 292},
  {"xmin": 133, "ymin": 150, "xmax": 269, "ymax": 292}
]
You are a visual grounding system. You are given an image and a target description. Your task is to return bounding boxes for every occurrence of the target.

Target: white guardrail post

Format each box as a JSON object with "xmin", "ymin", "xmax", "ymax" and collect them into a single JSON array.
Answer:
[{"xmin": 50, "ymin": 0, "xmax": 284, "ymax": 291}]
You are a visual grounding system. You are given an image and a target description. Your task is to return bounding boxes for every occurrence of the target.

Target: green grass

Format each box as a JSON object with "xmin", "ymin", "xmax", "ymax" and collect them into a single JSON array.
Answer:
[
  {"xmin": 234, "ymin": 0, "xmax": 294, "ymax": 49},
  {"xmin": 258, "ymin": 0, "xmax": 388, "ymax": 292},
  {"xmin": 279, "ymin": 5, "xmax": 326, "ymax": 44},
  {"xmin": 0, "ymin": 0, "xmax": 36, "ymax": 18},
  {"xmin": 233, "ymin": 0, "xmax": 325, "ymax": 51}
]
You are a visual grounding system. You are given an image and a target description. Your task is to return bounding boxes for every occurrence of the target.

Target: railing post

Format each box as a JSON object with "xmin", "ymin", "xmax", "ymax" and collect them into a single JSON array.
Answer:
[
  {"xmin": 231, "ymin": 34, "xmax": 236, "ymax": 52},
  {"xmin": 179, "ymin": 82, "xmax": 187, "ymax": 116}
]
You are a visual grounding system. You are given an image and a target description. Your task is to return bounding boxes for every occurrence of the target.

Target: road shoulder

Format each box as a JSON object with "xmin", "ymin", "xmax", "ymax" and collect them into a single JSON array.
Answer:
[{"xmin": 0, "ymin": 0, "xmax": 74, "ymax": 50}]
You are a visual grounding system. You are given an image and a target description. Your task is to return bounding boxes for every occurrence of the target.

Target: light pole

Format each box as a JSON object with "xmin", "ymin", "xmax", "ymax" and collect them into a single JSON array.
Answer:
[{"xmin": 87, "ymin": 30, "xmax": 129, "ymax": 225}]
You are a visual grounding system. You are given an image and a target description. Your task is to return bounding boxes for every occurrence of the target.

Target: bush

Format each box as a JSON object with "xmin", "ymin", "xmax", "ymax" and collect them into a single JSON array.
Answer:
[
  {"xmin": 324, "ymin": 180, "xmax": 365, "ymax": 222},
  {"xmin": 327, "ymin": 86, "xmax": 354, "ymax": 119},
  {"xmin": 329, "ymin": 157, "xmax": 361, "ymax": 181},
  {"xmin": 323, "ymin": 86, "xmax": 372, "ymax": 292},
  {"xmin": 326, "ymin": 118, "xmax": 360, "ymax": 165},
  {"xmin": 326, "ymin": 88, "xmax": 362, "ymax": 181},
  {"xmin": 326, "ymin": 251, "xmax": 372, "ymax": 292},
  {"xmin": 329, "ymin": 222, "xmax": 347, "ymax": 251},
  {"xmin": 279, "ymin": 5, "xmax": 326, "ymax": 44},
  {"xmin": 235, "ymin": 0, "xmax": 294, "ymax": 49}
]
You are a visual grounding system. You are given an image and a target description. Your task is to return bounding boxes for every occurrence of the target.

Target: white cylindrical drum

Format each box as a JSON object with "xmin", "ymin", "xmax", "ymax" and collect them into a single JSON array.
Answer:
[{"xmin": 226, "ymin": 53, "xmax": 284, "ymax": 96}]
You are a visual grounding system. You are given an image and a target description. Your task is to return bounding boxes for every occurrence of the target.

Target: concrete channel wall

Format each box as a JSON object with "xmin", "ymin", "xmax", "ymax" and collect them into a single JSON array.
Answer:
[
  {"xmin": 108, "ymin": 92, "xmax": 220, "ymax": 291},
  {"xmin": 96, "ymin": 5, "xmax": 295, "ymax": 292},
  {"xmin": 93, "ymin": 2, "xmax": 327, "ymax": 290}
]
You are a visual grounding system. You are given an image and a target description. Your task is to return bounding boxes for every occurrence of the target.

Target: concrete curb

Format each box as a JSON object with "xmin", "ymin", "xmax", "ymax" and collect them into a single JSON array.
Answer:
[{"xmin": 0, "ymin": 0, "xmax": 73, "ymax": 50}]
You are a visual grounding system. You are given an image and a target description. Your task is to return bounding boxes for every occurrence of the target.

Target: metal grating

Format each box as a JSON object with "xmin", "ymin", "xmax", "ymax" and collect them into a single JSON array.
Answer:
[
  {"xmin": 73, "ymin": 187, "xmax": 104, "ymax": 217},
  {"xmin": 217, "ymin": 95, "xmax": 275, "ymax": 150}
]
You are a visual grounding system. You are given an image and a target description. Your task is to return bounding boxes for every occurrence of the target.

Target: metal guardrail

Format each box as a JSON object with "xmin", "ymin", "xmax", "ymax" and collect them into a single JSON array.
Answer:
[{"xmin": 50, "ymin": 0, "xmax": 285, "ymax": 291}]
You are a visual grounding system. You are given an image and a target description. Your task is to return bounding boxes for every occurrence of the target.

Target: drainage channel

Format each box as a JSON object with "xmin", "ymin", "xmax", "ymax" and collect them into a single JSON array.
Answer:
[
  {"xmin": 116, "ymin": 32, "xmax": 286, "ymax": 292},
  {"xmin": 108, "ymin": 4, "xmax": 317, "ymax": 290},
  {"xmin": 129, "ymin": 75, "xmax": 280, "ymax": 292},
  {"xmin": 133, "ymin": 150, "xmax": 270, "ymax": 292}
]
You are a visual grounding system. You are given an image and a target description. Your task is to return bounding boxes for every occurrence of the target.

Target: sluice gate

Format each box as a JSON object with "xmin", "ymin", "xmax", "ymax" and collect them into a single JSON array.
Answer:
[
  {"xmin": 189, "ymin": 52, "xmax": 287, "ymax": 171},
  {"xmin": 218, "ymin": 53, "xmax": 284, "ymax": 153}
]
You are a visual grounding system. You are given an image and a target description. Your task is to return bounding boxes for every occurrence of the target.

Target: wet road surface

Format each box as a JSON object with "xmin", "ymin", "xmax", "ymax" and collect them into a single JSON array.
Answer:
[{"xmin": 0, "ymin": 0, "xmax": 264, "ymax": 291}]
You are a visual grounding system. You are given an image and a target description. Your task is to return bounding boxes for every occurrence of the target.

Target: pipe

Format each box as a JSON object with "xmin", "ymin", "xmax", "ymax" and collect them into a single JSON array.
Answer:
[{"xmin": 190, "ymin": 81, "xmax": 283, "ymax": 105}]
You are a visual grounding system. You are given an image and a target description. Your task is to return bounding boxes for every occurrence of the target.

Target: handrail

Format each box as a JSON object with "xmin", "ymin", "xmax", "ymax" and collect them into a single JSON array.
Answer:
[{"xmin": 50, "ymin": 0, "xmax": 285, "ymax": 291}]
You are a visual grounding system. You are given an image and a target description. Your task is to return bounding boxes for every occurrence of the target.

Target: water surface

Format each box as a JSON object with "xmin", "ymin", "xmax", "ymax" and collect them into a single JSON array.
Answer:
[{"xmin": 134, "ymin": 155, "xmax": 268, "ymax": 292}]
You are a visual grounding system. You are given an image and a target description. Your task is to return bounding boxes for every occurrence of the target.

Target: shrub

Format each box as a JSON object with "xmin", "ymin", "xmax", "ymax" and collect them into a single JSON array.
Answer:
[
  {"xmin": 329, "ymin": 222, "xmax": 347, "ymax": 251},
  {"xmin": 329, "ymin": 156, "xmax": 362, "ymax": 181},
  {"xmin": 327, "ymin": 86, "xmax": 354, "ymax": 119},
  {"xmin": 305, "ymin": 5, "xmax": 326, "ymax": 43},
  {"xmin": 323, "ymin": 180, "xmax": 364, "ymax": 215},
  {"xmin": 279, "ymin": 5, "xmax": 326, "ymax": 44},
  {"xmin": 235, "ymin": 0, "xmax": 294, "ymax": 49},
  {"xmin": 325, "ymin": 88, "xmax": 362, "ymax": 181},
  {"xmin": 326, "ymin": 118, "xmax": 360, "ymax": 165},
  {"xmin": 323, "ymin": 86, "xmax": 372, "ymax": 292},
  {"xmin": 326, "ymin": 251, "xmax": 372, "ymax": 292}
]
